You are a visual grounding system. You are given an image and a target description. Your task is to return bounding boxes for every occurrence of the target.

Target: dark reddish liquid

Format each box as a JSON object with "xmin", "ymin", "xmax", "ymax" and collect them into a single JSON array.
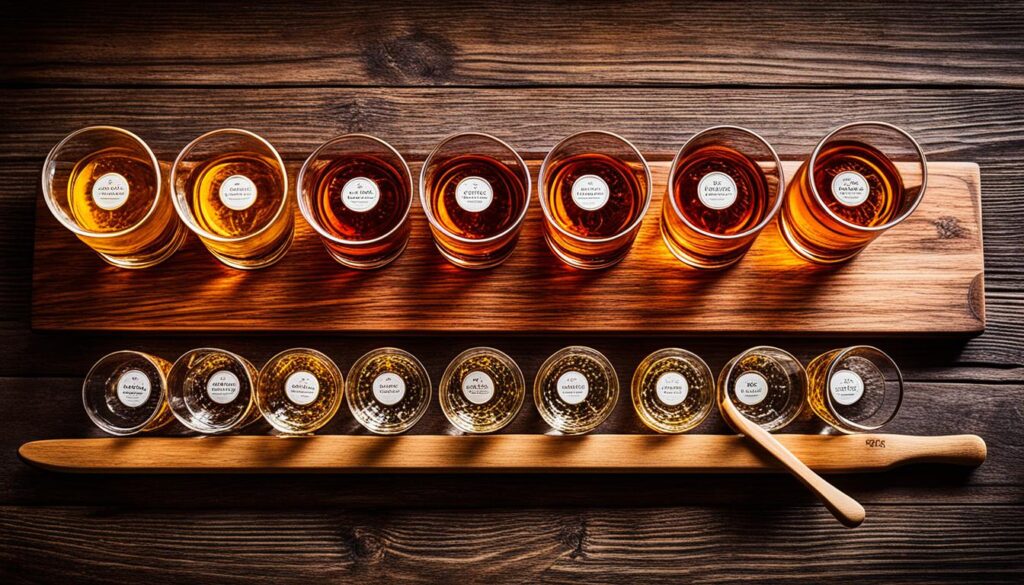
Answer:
[
  {"xmin": 672, "ymin": 145, "xmax": 770, "ymax": 235},
  {"xmin": 812, "ymin": 140, "xmax": 905, "ymax": 227},
  {"xmin": 544, "ymin": 153, "xmax": 647, "ymax": 238},
  {"xmin": 310, "ymin": 154, "xmax": 410, "ymax": 240},
  {"xmin": 426, "ymin": 154, "xmax": 527, "ymax": 239}
]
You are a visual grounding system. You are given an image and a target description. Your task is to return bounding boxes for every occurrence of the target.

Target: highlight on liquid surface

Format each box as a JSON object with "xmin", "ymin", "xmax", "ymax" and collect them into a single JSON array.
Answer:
[
  {"xmin": 427, "ymin": 154, "xmax": 527, "ymax": 239},
  {"xmin": 545, "ymin": 153, "xmax": 646, "ymax": 238},
  {"xmin": 185, "ymin": 152, "xmax": 284, "ymax": 237},
  {"xmin": 812, "ymin": 140, "xmax": 905, "ymax": 227},
  {"xmin": 672, "ymin": 145, "xmax": 769, "ymax": 235},
  {"xmin": 309, "ymin": 154, "xmax": 410, "ymax": 241},
  {"xmin": 68, "ymin": 147, "xmax": 157, "ymax": 232}
]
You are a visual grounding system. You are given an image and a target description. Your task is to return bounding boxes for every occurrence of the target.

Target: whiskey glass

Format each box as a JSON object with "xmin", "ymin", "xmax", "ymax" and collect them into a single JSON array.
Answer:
[
  {"xmin": 298, "ymin": 134, "xmax": 413, "ymax": 269},
  {"xmin": 171, "ymin": 129, "xmax": 293, "ymax": 269},
  {"xmin": 718, "ymin": 346, "xmax": 806, "ymax": 432},
  {"xmin": 256, "ymin": 348, "xmax": 344, "ymax": 435},
  {"xmin": 806, "ymin": 346, "xmax": 903, "ymax": 433},
  {"xmin": 83, "ymin": 350, "xmax": 176, "ymax": 436},
  {"xmin": 631, "ymin": 348, "xmax": 714, "ymax": 434},
  {"xmin": 346, "ymin": 347, "xmax": 431, "ymax": 434},
  {"xmin": 534, "ymin": 346, "xmax": 619, "ymax": 435},
  {"xmin": 438, "ymin": 347, "xmax": 525, "ymax": 434},
  {"xmin": 420, "ymin": 132, "xmax": 530, "ymax": 268},
  {"xmin": 42, "ymin": 126, "xmax": 187, "ymax": 268},
  {"xmin": 780, "ymin": 122, "xmax": 927, "ymax": 264},
  {"xmin": 167, "ymin": 347, "xmax": 261, "ymax": 434},
  {"xmin": 539, "ymin": 131, "xmax": 652, "ymax": 269},
  {"xmin": 661, "ymin": 126, "xmax": 784, "ymax": 269}
]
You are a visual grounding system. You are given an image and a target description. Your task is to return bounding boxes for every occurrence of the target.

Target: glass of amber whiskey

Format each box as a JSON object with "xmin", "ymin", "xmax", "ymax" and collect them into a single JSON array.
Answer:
[
  {"xmin": 167, "ymin": 347, "xmax": 261, "ymax": 434},
  {"xmin": 631, "ymin": 348, "xmax": 714, "ymax": 434},
  {"xmin": 42, "ymin": 126, "xmax": 187, "ymax": 268},
  {"xmin": 661, "ymin": 126, "xmax": 784, "ymax": 269},
  {"xmin": 83, "ymin": 350, "xmax": 176, "ymax": 436},
  {"xmin": 780, "ymin": 121, "xmax": 927, "ymax": 264},
  {"xmin": 346, "ymin": 347, "xmax": 431, "ymax": 434},
  {"xmin": 256, "ymin": 348, "xmax": 344, "ymax": 435},
  {"xmin": 806, "ymin": 346, "xmax": 903, "ymax": 433},
  {"xmin": 171, "ymin": 129, "xmax": 293, "ymax": 269},
  {"xmin": 539, "ymin": 131, "xmax": 652, "ymax": 269},
  {"xmin": 718, "ymin": 346, "xmax": 806, "ymax": 432},
  {"xmin": 534, "ymin": 346, "xmax": 619, "ymax": 435},
  {"xmin": 438, "ymin": 347, "xmax": 525, "ymax": 434},
  {"xmin": 298, "ymin": 134, "xmax": 413, "ymax": 269},
  {"xmin": 420, "ymin": 132, "xmax": 530, "ymax": 268}
]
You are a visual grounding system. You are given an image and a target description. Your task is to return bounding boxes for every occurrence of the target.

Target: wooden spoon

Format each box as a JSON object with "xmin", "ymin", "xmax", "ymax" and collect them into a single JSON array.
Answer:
[{"xmin": 720, "ymin": 397, "xmax": 866, "ymax": 528}]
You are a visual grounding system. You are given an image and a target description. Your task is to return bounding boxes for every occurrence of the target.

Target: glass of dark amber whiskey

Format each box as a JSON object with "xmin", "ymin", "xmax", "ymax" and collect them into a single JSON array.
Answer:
[
  {"xmin": 780, "ymin": 122, "xmax": 927, "ymax": 263},
  {"xmin": 420, "ymin": 132, "xmax": 530, "ymax": 268},
  {"xmin": 539, "ymin": 131, "xmax": 652, "ymax": 269},
  {"xmin": 42, "ymin": 126, "xmax": 187, "ymax": 268},
  {"xmin": 661, "ymin": 126, "xmax": 784, "ymax": 269},
  {"xmin": 298, "ymin": 134, "xmax": 413, "ymax": 269},
  {"xmin": 171, "ymin": 129, "xmax": 293, "ymax": 269}
]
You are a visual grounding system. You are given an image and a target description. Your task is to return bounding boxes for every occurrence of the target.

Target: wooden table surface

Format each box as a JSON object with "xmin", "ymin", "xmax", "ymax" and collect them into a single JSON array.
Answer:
[{"xmin": 2, "ymin": 1, "xmax": 1022, "ymax": 582}]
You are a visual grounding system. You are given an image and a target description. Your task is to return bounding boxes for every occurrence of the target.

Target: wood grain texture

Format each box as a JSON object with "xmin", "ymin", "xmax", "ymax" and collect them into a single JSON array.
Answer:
[
  {"xmin": 31, "ymin": 161, "xmax": 985, "ymax": 333},
  {"xmin": 3, "ymin": 1, "xmax": 1023, "ymax": 88}
]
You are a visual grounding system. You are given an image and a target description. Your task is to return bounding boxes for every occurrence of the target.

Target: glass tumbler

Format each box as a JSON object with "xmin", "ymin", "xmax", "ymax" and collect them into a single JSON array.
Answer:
[
  {"xmin": 780, "ymin": 121, "xmax": 927, "ymax": 264},
  {"xmin": 42, "ymin": 126, "xmax": 187, "ymax": 268},
  {"xmin": 83, "ymin": 350, "xmax": 176, "ymax": 436},
  {"xmin": 167, "ymin": 347, "xmax": 262, "ymax": 434},
  {"xmin": 805, "ymin": 346, "xmax": 903, "ymax": 433},
  {"xmin": 171, "ymin": 129, "xmax": 293, "ymax": 269},
  {"xmin": 718, "ymin": 346, "xmax": 806, "ymax": 432}
]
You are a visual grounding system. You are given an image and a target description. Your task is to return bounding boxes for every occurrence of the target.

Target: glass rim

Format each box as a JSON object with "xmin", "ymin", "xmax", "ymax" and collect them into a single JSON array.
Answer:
[
  {"xmin": 345, "ymin": 346, "xmax": 432, "ymax": 435},
  {"xmin": 439, "ymin": 346, "xmax": 525, "ymax": 434},
  {"xmin": 666, "ymin": 125, "xmax": 786, "ymax": 241},
  {"xmin": 418, "ymin": 131, "xmax": 532, "ymax": 245},
  {"xmin": 82, "ymin": 349, "xmax": 168, "ymax": 435},
  {"xmin": 808, "ymin": 121, "xmax": 928, "ymax": 233},
  {"xmin": 296, "ymin": 134, "xmax": 414, "ymax": 247},
  {"xmin": 823, "ymin": 345, "xmax": 903, "ymax": 432},
  {"xmin": 257, "ymin": 347, "xmax": 344, "ymax": 434},
  {"xmin": 167, "ymin": 346, "xmax": 257, "ymax": 433},
  {"xmin": 42, "ymin": 125, "xmax": 164, "ymax": 240},
  {"xmin": 170, "ymin": 128, "xmax": 290, "ymax": 244},
  {"xmin": 720, "ymin": 345, "xmax": 807, "ymax": 430},
  {"xmin": 538, "ymin": 130, "xmax": 653, "ymax": 244}
]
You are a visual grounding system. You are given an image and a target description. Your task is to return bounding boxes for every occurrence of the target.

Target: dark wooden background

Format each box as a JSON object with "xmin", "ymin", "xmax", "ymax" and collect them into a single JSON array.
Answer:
[{"xmin": 2, "ymin": 1, "xmax": 1022, "ymax": 582}]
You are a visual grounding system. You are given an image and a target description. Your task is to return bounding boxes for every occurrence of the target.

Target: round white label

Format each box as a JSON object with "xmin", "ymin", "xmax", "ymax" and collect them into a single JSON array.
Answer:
[
  {"xmin": 734, "ymin": 372, "xmax": 768, "ymax": 406},
  {"xmin": 341, "ymin": 177, "xmax": 380, "ymax": 212},
  {"xmin": 455, "ymin": 176, "xmax": 493, "ymax": 212},
  {"xmin": 206, "ymin": 370, "xmax": 241, "ymax": 404},
  {"xmin": 219, "ymin": 175, "xmax": 258, "ymax": 211},
  {"xmin": 556, "ymin": 371, "xmax": 589, "ymax": 405},
  {"xmin": 570, "ymin": 174, "xmax": 610, "ymax": 211},
  {"xmin": 697, "ymin": 172, "xmax": 738, "ymax": 210},
  {"xmin": 115, "ymin": 369, "xmax": 151, "ymax": 408},
  {"xmin": 655, "ymin": 372, "xmax": 689, "ymax": 406},
  {"xmin": 831, "ymin": 171, "xmax": 870, "ymax": 206},
  {"xmin": 284, "ymin": 370, "xmax": 320, "ymax": 406},
  {"xmin": 372, "ymin": 372, "xmax": 406, "ymax": 406},
  {"xmin": 92, "ymin": 172, "xmax": 130, "ymax": 210},
  {"xmin": 829, "ymin": 369, "xmax": 865, "ymax": 406},
  {"xmin": 461, "ymin": 370, "xmax": 495, "ymax": 405}
]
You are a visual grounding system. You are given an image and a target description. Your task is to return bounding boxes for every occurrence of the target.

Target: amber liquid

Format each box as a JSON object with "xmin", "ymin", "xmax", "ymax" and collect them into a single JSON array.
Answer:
[
  {"xmin": 544, "ymin": 153, "xmax": 646, "ymax": 238},
  {"xmin": 257, "ymin": 351, "xmax": 342, "ymax": 434},
  {"xmin": 185, "ymin": 152, "xmax": 285, "ymax": 238},
  {"xmin": 672, "ymin": 145, "xmax": 769, "ymax": 235},
  {"xmin": 439, "ymin": 350, "xmax": 524, "ymax": 434},
  {"xmin": 308, "ymin": 154, "xmax": 410, "ymax": 241},
  {"xmin": 427, "ymin": 154, "xmax": 527, "ymax": 239},
  {"xmin": 348, "ymin": 351, "xmax": 430, "ymax": 434},
  {"xmin": 178, "ymin": 352, "xmax": 260, "ymax": 431}
]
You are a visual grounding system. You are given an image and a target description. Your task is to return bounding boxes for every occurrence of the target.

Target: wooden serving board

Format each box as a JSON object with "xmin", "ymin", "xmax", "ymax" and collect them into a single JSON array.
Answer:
[
  {"xmin": 32, "ymin": 161, "xmax": 985, "ymax": 334},
  {"xmin": 19, "ymin": 434, "xmax": 987, "ymax": 474}
]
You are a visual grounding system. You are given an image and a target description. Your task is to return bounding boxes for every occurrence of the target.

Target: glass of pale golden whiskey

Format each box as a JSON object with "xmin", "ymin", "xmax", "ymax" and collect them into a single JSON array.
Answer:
[
  {"xmin": 256, "ymin": 348, "xmax": 344, "ymax": 435},
  {"xmin": 718, "ymin": 346, "xmax": 806, "ymax": 432},
  {"xmin": 167, "ymin": 347, "xmax": 262, "ymax": 434},
  {"xmin": 438, "ymin": 347, "xmax": 525, "ymax": 434},
  {"xmin": 539, "ymin": 131, "xmax": 652, "ymax": 269},
  {"xmin": 83, "ymin": 350, "xmax": 176, "ymax": 436},
  {"xmin": 631, "ymin": 348, "xmax": 714, "ymax": 433},
  {"xmin": 171, "ymin": 129, "xmax": 293, "ymax": 269},
  {"xmin": 805, "ymin": 346, "xmax": 903, "ymax": 433},
  {"xmin": 534, "ymin": 346, "xmax": 619, "ymax": 435},
  {"xmin": 780, "ymin": 121, "xmax": 927, "ymax": 263},
  {"xmin": 346, "ymin": 347, "xmax": 431, "ymax": 434},
  {"xmin": 298, "ymin": 134, "xmax": 413, "ymax": 269},
  {"xmin": 420, "ymin": 132, "xmax": 531, "ymax": 268},
  {"xmin": 42, "ymin": 126, "xmax": 188, "ymax": 268},
  {"xmin": 661, "ymin": 126, "xmax": 784, "ymax": 269}
]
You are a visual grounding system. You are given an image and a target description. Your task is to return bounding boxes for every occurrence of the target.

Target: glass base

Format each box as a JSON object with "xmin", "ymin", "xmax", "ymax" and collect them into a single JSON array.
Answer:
[
  {"xmin": 326, "ymin": 238, "xmax": 409, "ymax": 270},
  {"xmin": 96, "ymin": 222, "xmax": 189, "ymax": 269},
  {"xmin": 209, "ymin": 224, "xmax": 295, "ymax": 270},
  {"xmin": 778, "ymin": 215, "xmax": 863, "ymax": 265},
  {"xmin": 541, "ymin": 236, "xmax": 630, "ymax": 271},
  {"xmin": 660, "ymin": 230, "xmax": 744, "ymax": 271}
]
